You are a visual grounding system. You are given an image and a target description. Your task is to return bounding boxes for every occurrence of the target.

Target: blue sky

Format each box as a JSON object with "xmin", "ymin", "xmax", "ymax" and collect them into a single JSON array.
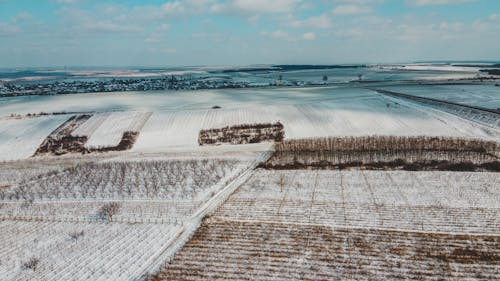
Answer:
[{"xmin": 0, "ymin": 0, "xmax": 499, "ymax": 67}]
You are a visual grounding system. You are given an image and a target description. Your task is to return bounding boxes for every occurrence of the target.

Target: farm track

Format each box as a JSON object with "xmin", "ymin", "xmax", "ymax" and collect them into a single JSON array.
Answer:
[{"xmin": 160, "ymin": 220, "xmax": 500, "ymax": 280}]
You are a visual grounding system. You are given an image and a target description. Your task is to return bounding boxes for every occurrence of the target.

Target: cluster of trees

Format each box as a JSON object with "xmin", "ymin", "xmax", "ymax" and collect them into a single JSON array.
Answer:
[
  {"xmin": 276, "ymin": 136, "xmax": 498, "ymax": 154},
  {"xmin": 264, "ymin": 136, "xmax": 500, "ymax": 171},
  {"xmin": 199, "ymin": 122, "xmax": 285, "ymax": 145},
  {"xmin": 0, "ymin": 159, "xmax": 236, "ymax": 201}
]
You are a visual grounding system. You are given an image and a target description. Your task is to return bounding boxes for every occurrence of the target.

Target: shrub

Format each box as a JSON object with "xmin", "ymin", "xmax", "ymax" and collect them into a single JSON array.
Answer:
[
  {"xmin": 98, "ymin": 202, "xmax": 121, "ymax": 222},
  {"xmin": 22, "ymin": 257, "xmax": 40, "ymax": 271}
]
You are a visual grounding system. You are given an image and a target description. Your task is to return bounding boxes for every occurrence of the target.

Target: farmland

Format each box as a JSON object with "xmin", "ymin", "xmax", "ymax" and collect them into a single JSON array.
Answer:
[
  {"xmin": 0, "ymin": 151, "xmax": 264, "ymax": 280},
  {"xmin": 159, "ymin": 221, "xmax": 499, "ymax": 280},
  {"xmin": 215, "ymin": 169, "xmax": 499, "ymax": 234},
  {"xmin": 0, "ymin": 115, "xmax": 69, "ymax": 161},
  {"xmin": 155, "ymin": 169, "xmax": 499, "ymax": 280},
  {"xmin": 0, "ymin": 81, "xmax": 499, "ymax": 280}
]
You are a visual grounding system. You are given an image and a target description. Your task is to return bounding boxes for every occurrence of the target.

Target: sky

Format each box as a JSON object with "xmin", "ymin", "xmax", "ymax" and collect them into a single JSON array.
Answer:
[{"xmin": 0, "ymin": 0, "xmax": 499, "ymax": 67}]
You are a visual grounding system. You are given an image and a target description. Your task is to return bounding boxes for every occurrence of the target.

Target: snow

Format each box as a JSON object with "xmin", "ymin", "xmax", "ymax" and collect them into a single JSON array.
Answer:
[
  {"xmin": 0, "ymin": 151, "xmax": 268, "ymax": 281},
  {"xmin": 132, "ymin": 93, "xmax": 499, "ymax": 152},
  {"xmin": 77, "ymin": 111, "xmax": 152, "ymax": 148},
  {"xmin": 0, "ymin": 221, "xmax": 179, "ymax": 281},
  {"xmin": 383, "ymin": 64, "xmax": 481, "ymax": 73},
  {"xmin": 71, "ymin": 113, "xmax": 110, "ymax": 137},
  {"xmin": 381, "ymin": 84, "xmax": 500, "ymax": 110},
  {"xmin": 0, "ymin": 116, "xmax": 67, "ymax": 161},
  {"xmin": 216, "ymin": 169, "xmax": 500, "ymax": 234}
]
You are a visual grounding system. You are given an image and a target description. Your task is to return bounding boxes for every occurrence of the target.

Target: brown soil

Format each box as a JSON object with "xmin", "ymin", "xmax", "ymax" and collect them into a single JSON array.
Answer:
[{"xmin": 154, "ymin": 220, "xmax": 499, "ymax": 280}]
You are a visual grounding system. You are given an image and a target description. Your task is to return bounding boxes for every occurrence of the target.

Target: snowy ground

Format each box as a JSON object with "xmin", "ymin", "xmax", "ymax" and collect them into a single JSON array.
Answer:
[
  {"xmin": 381, "ymin": 84, "xmax": 500, "ymax": 110},
  {"xmin": 157, "ymin": 168, "xmax": 500, "ymax": 280},
  {"xmin": 72, "ymin": 111, "xmax": 152, "ymax": 149},
  {"xmin": 132, "ymin": 96, "xmax": 499, "ymax": 152},
  {"xmin": 0, "ymin": 116, "xmax": 68, "ymax": 161},
  {"xmin": 0, "ymin": 220, "xmax": 178, "ymax": 281},
  {"xmin": 0, "ymin": 87, "xmax": 498, "ymax": 160},
  {"xmin": 216, "ymin": 169, "xmax": 500, "ymax": 234},
  {"xmin": 0, "ymin": 151, "xmax": 265, "ymax": 281}
]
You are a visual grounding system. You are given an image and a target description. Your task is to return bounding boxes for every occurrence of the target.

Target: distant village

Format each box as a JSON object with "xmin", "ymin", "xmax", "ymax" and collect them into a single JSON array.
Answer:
[{"xmin": 0, "ymin": 76, "xmax": 314, "ymax": 97}]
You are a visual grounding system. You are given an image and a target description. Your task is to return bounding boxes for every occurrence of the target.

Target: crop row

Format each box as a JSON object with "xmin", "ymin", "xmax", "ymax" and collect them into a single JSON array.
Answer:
[
  {"xmin": 214, "ymin": 170, "xmax": 499, "ymax": 233},
  {"xmin": 0, "ymin": 220, "xmax": 178, "ymax": 281},
  {"xmin": 0, "ymin": 159, "xmax": 244, "ymax": 201},
  {"xmin": 0, "ymin": 200, "xmax": 201, "ymax": 224},
  {"xmin": 156, "ymin": 220, "xmax": 499, "ymax": 280}
]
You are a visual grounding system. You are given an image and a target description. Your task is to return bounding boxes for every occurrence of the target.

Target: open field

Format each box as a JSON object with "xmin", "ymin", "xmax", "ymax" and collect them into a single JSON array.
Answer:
[
  {"xmin": 381, "ymin": 84, "xmax": 500, "ymax": 110},
  {"xmin": 73, "ymin": 111, "xmax": 152, "ymax": 149},
  {"xmin": 0, "ymin": 220, "xmax": 178, "ymax": 281},
  {"xmin": 0, "ymin": 115, "xmax": 68, "ymax": 161},
  {"xmin": 215, "ymin": 169, "xmax": 500, "ymax": 234},
  {"xmin": 0, "ymin": 151, "xmax": 265, "ymax": 281},
  {"xmin": 0, "ymin": 82, "xmax": 499, "ymax": 280},
  {"xmin": 0, "ymin": 86, "xmax": 499, "ymax": 160},
  {"xmin": 153, "ymin": 168, "xmax": 500, "ymax": 280},
  {"xmin": 158, "ymin": 220, "xmax": 499, "ymax": 281}
]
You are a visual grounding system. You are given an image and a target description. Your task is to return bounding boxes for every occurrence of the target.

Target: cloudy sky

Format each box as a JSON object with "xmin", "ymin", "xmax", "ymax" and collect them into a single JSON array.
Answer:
[{"xmin": 0, "ymin": 0, "xmax": 499, "ymax": 67}]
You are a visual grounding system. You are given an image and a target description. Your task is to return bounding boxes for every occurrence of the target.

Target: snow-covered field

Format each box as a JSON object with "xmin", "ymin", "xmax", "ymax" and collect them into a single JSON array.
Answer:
[
  {"xmin": 71, "ymin": 111, "xmax": 152, "ymax": 148},
  {"xmin": 216, "ymin": 169, "xmax": 500, "ymax": 234},
  {"xmin": 133, "ymin": 94, "xmax": 499, "ymax": 151},
  {"xmin": 0, "ymin": 159, "xmax": 247, "ymax": 202},
  {"xmin": 0, "ymin": 152, "xmax": 264, "ymax": 281},
  {"xmin": 0, "ymin": 220, "xmax": 178, "ymax": 281},
  {"xmin": 154, "ymin": 168, "xmax": 500, "ymax": 280},
  {"xmin": 0, "ymin": 116, "xmax": 67, "ymax": 161},
  {"xmin": 381, "ymin": 84, "xmax": 500, "ymax": 110},
  {"xmin": 1, "ymin": 83, "xmax": 499, "ymax": 280},
  {"xmin": 0, "ymin": 86, "xmax": 498, "ymax": 160}
]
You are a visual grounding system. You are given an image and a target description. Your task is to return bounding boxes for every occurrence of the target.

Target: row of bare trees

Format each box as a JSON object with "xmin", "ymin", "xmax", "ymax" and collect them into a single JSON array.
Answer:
[
  {"xmin": 0, "ymin": 159, "xmax": 236, "ymax": 201},
  {"xmin": 275, "ymin": 136, "xmax": 499, "ymax": 154},
  {"xmin": 265, "ymin": 136, "xmax": 500, "ymax": 170},
  {"xmin": 199, "ymin": 122, "xmax": 284, "ymax": 145}
]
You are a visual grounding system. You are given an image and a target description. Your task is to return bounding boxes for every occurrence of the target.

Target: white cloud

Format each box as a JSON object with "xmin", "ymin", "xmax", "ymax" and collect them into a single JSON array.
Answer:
[
  {"xmin": 332, "ymin": 5, "xmax": 372, "ymax": 15},
  {"xmin": 211, "ymin": 0, "xmax": 301, "ymax": 15},
  {"xmin": 261, "ymin": 30, "xmax": 294, "ymax": 41},
  {"xmin": 408, "ymin": 0, "xmax": 478, "ymax": 6},
  {"xmin": 287, "ymin": 14, "xmax": 332, "ymax": 28},
  {"xmin": 261, "ymin": 29, "xmax": 316, "ymax": 41},
  {"xmin": 302, "ymin": 32, "xmax": 316, "ymax": 40},
  {"xmin": 84, "ymin": 21, "xmax": 142, "ymax": 33}
]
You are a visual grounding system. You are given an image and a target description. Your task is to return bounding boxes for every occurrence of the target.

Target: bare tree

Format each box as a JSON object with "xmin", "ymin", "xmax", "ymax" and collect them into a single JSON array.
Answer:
[{"xmin": 98, "ymin": 202, "xmax": 121, "ymax": 222}]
